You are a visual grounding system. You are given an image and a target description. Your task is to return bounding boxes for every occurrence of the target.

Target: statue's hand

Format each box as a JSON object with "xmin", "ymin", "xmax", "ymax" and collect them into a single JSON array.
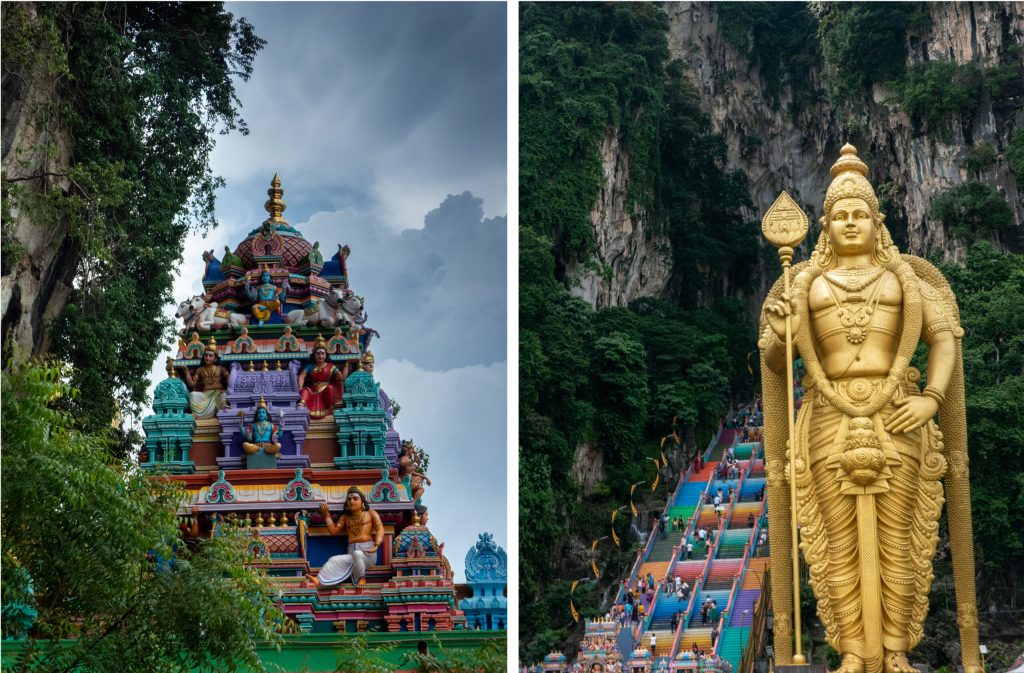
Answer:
[
  {"xmin": 766, "ymin": 292, "xmax": 800, "ymax": 341},
  {"xmin": 319, "ymin": 503, "xmax": 331, "ymax": 519},
  {"xmin": 885, "ymin": 396, "xmax": 939, "ymax": 434}
]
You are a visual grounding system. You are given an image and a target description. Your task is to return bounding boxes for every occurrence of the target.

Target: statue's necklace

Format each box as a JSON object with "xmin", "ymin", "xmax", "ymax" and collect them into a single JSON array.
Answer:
[
  {"xmin": 824, "ymin": 272, "xmax": 887, "ymax": 345},
  {"xmin": 824, "ymin": 267, "xmax": 884, "ymax": 293},
  {"xmin": 255, "ymin": 420, "xmax": 271, "ymax": 434}
]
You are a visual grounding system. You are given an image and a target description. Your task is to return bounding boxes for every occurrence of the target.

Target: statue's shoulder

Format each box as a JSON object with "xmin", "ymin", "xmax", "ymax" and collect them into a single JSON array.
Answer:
[{"xmin": 901, "ymin": 254, "xmax": 963, "ymax": 329}]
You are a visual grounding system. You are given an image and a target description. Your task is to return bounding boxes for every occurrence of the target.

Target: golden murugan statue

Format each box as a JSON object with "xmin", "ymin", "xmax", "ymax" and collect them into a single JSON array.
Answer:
[{"xmin": 759, "ymin": 145, "xmax": 979, "ymax": 673}]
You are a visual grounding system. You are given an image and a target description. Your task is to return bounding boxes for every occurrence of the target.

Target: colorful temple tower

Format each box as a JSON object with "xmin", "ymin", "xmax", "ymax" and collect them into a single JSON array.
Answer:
[
  {"xmin": 460, "ymin": 532, "xmax": 508, "ymax": 630},
  {"xmin": 140, "ymin": 177, "xmax": 489, "ymax": 660}
]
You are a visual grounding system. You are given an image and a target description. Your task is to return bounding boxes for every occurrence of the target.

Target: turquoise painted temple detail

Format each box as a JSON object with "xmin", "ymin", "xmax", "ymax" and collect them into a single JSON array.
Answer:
[
  {"xmin": 461, "ymin": 532, "xmax": 508, "ymax": 631},
  {"xmin": 141, "ymin": 374, "xmax": 196, "ymax": 474},
  {"xmin": 136, "ymin": 176, "xmax": 480, "ymax": 638},
  {"xmin": 333, "ymin": 369, "xmax": 389, "ymax": 470}
]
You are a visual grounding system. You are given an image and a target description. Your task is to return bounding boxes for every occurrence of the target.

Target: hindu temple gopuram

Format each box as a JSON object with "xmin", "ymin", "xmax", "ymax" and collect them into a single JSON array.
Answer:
[{"xmin": 139, "ymin": 177, "xmax": 501, "ymax": 666}]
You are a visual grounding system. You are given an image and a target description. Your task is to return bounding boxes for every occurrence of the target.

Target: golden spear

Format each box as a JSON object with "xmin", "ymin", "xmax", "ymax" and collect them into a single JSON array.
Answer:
[{"xmin": 761, "ymin": 190, "xmax": 809, "ymax": 665}]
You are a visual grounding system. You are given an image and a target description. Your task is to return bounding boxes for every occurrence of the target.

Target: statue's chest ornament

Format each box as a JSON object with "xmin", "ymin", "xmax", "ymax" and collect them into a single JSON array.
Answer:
[{"xmin": 824, "ymin": 269, "xmax": 886, "ymax": 345}]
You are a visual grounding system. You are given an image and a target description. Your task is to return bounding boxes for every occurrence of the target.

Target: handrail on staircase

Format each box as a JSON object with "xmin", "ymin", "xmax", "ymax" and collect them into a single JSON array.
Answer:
[
  {"xmin": 739, "ymin": 569, "xmax": 772, "ymax": 673},
  {"xmin": 669, "ymin": 573, "xmax": 703, "ymax": 657},
  {"xmin": 711, "ymin": 575, "xmax": 739, "ymax": 657},
  {"xmin": 614, "ymin": 424, "xmax": 722, "ymax": 607}
]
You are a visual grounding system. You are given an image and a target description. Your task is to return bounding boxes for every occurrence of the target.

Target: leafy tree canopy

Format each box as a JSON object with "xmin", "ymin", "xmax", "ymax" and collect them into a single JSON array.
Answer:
[
  {"xmin": 1, "ymin": 356, "xmax": 284, "ymax": 672},
  {"xmin": 1, "ymin": 2, "xmax": 265, "ymax": 446}
]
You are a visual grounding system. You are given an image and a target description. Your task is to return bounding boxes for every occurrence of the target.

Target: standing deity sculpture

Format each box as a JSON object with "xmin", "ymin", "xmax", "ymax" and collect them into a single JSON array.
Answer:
[
  {"xmin": 398, "ymin": 440, "xmax": 432, "ymax": 502},
  {"xmin": 305, "ymin": 487, "xmax": 383, "ymax": 587},
  {"xmin": 759, "ymin": 145, "xmax": 979, "ymax": 673},
  {"xmin": 180, "ymin": 338, "xmax": 229, "ymax": 418},
  {"xmin": 297, "ymin": 335, "xmax": 347, "ymax": 418},
  {"xmin": 245, "ymin": 269, "xmax": 290, "ymax": 325}
]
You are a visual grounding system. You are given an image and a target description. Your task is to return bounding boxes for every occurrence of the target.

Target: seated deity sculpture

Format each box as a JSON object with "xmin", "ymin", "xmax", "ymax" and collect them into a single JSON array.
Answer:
[
  {"xmin": 305, "ymin": 487, "xmax": 383, "ymax": 588},
  {"xmin": 297, "ymin": 336, "xmax": 346, "ymax": 419},
  {"xmin": 241, "ymin": 398, "xmax": 281, "ymax": 466},
  {"xmin": 245, "ymin": 269, "xmax": 289, "ymax": 325},
  {"xmin": 180, "ymin": 338, "xmax": 229, "ymax": 418}
]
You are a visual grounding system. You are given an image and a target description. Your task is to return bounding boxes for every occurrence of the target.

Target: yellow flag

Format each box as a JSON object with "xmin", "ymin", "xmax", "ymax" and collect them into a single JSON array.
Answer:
[
  {"xmin": 570, "ymin": 580, "xmax": 581, "ymax": 622},
  {"xmin": 650, "ymin": 458, "xmax": 660, "ymax": 490},
  {"xmin": 661, "ymin": 451, "xmax": 668, "ymax": 468},
  {"xmin": 660, "ymin": 436, "xmax": 667, "ymax": 448},
  {"xmin": 592, "ymin": 557, "xmax": 600, "ymax": 579},
  {"xmin": 747, "ymin": 351, "xmax": 754, "ymax": 376}
]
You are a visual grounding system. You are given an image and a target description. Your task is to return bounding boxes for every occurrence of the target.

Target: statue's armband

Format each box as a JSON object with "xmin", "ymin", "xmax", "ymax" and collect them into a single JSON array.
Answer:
[{"xmin": 920, "ymin": 280, "xmax": 956, "ymax": 345}]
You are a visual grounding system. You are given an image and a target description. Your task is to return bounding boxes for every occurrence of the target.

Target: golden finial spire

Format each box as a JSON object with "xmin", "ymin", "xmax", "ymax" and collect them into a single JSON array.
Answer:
[
  {"xmin": 264, "ymin": 174, "xmax": 288, "ymax": 224},
  {"xmin": 166, "ymin": 357, "xmax": 176, "ymax": 378},
  {"xmin": 412, "ymin": 510, "xmax": 421, "ymax": 525}
]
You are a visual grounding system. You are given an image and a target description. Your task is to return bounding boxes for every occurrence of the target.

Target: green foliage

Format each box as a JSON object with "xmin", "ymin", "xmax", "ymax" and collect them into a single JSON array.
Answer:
[
  {"xmin": 1007, "ymin": 129, "xmax": 1024, "ymax": 183},
  {"xmin": 519, "ymin": 5, "xmax": 758, "ymax": 661},
  {"xmin": 929, "ymin": 181, "xmax": 1015, "ymax": 243},
  {"xmin": 1, "ymin": 356, "xmax": 283, "ymax": 672},
  {"xmin": 817, "ymin": 3, "xmax": 930, "ymax": 104},
  {"xmin": 400, "ymin": 638, "xmax": 507, "ymax": 673},
  {"xmin": 885, "ymin": 61, "xmax": 983, "ymax": 138},
  {"xmin": 519, "ymin": 2, "xmax": 671, "ymax": 267},
  {"xmin": 963, "ymin": 143, "xmax": 996, "ymax": 176},
  {"xmin": 938, "ymin": 242, "xmax": 1024, "ymax": 588},
  {"xmin": 715, "ymin": 2, "xmax": 821, "ymax": 114},
  {"xmin": 333, "ymin": 637, "xmax": 397, "ymax": 673},
  {"xmin": 1, "ymin": 2, "xmax": 265, "ymax": 440}
]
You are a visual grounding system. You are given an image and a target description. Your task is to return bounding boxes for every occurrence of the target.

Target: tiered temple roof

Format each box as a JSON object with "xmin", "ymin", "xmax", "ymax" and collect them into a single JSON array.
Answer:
[{"xmin": 142, "ymin": 176, "xmax": 469, "ymax": 641}]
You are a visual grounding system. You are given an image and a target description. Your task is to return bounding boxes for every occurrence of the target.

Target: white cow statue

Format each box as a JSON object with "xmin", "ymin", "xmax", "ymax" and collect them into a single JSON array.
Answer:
[
  {"xmin": 284, "ymin": 288, "xmax": 366, "ymax": 330},
  {"xmin": 176, "ymin": 295, "xmax": 249, "ymax": 334}
]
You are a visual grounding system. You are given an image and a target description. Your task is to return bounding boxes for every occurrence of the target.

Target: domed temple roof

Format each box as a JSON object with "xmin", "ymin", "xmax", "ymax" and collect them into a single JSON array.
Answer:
[{"xmin": 232, "ymin": 175, "xmax": 314, "ymax": 270}]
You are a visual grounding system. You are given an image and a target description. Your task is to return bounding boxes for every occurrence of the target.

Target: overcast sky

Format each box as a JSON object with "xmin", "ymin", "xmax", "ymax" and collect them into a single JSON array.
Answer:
[{"xmin": 147, "ymin": 2, "xmax": 507, "ymax": 581}]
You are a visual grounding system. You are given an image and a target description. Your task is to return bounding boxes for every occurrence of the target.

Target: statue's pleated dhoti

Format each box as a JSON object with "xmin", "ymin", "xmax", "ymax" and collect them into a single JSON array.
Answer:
[
  {"xmin": 794, "ymin": 377, "xmax": 946, "ymax": 672},
  {"xmin": 318, "ymin": 540, "xmax": 376, "ymax": 586}
]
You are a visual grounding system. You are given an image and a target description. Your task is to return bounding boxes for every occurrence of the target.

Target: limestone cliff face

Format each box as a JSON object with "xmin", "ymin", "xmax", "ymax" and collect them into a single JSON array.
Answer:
[
  {"xmin": 1, "ymin": 46, "xmax": 77, "ymax": 362},
  {"xmin": 664, "ymin": 1, "xmax": 1023, "ymax": 267},
  {"xmin": 567, "ymin": 127, "xmax": 673, "ymax": 309}
]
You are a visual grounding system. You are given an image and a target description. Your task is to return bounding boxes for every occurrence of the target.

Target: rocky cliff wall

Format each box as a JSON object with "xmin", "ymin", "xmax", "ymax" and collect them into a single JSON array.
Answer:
[
  {"xmin": 567, "ymin": 127, "xmax": 673, "ymax": 309},
  {"xmin": 664, "ymin": 1, "xmax": 1023, "ymax": 269},
  {"xmin": 1, "ymin": 43, "xmax": 77, "ymax": 362}
]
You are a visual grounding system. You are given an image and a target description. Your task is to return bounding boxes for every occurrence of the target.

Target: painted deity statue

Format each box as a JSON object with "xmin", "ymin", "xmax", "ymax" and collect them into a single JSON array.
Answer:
[
  {"xmin": 242, "ymin": 399, "xmax": 281, "ymax": 457},
  {"xmin": 245, "ymin": 269, "xmax": 289, "ymax": 325},
  {"xmin": 306, "ymin": 487, "xmax": 383, "ymax": 587},
  {"xmin": 398, "ymin": 440, "xmax": 431, "ymax": 502},
  {"xmin": 297, "ymin": 339, "xmax": 346, "ymax": 419},
  {"xmin": 181, "ymin": 339, "xmax": 229, "ymax": 418},
  {"xmin": 759, "ymin": 145, "xmax": 979, "ymax": 673}
]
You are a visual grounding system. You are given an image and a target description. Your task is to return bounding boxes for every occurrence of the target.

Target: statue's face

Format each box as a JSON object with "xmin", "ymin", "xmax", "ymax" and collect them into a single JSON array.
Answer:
[
  {"xmin": 203, "ymin": 349, "xmax": 216, "ymax": 364},
  {"xmin": 345, "ymin": 491, "xmax": 364, "ymax": 513},
  {"xmin": 261, "ymin": 271, "xmax": 271, "ymax": 284},
  {"xmin": 313, "ymin": 348, "xmax": 327, "ymax": 364},
  {"xmin": 257, "ymin": 407, "xmax": 268, "ymax": 422},
  {"xmin": 827, "ymin": 197, "xmax": 877, "ymax": 257}
]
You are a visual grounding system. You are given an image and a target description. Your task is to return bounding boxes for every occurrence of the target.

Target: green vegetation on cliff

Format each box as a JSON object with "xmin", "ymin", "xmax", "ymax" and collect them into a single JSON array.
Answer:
[
  {"xmin": 520, "ymin": 3, "xmax": 758, "ymax": 662},
  {"xmin": 1, "ymin": 3, "xmax": 264, "ymax": 447},
  {"xmin": 521, "ymin": 1, "xmax": 1024, "ymax": 665}
]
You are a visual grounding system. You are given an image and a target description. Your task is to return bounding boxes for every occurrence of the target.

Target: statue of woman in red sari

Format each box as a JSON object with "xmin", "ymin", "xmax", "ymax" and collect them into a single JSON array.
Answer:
[{"xmin": 298, "ymin": 337, "xmax": 347, "ymax": 418}]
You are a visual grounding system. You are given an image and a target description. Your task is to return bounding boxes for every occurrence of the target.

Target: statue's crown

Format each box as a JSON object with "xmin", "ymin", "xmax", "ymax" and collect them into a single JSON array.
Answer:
[{"xmin": 822, "ymin": 143, "xmax": 879, "ymax": 219}]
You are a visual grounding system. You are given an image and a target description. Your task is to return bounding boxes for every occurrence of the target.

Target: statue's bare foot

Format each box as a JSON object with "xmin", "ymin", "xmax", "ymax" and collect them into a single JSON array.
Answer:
[
  {"xmin": 357, "ymin": 578, "xmax": 367, "ymax": 587},
  {"xmin": 304, "ymin": 574, "xmax": 319, "ymax": 587},
  {"xmin": 835, "ymin": 654, "xmax": 864, "ymax": 673},
  {"xmin": 883, "ymin": 652, "xmax": 914, "ymax": 673}
]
